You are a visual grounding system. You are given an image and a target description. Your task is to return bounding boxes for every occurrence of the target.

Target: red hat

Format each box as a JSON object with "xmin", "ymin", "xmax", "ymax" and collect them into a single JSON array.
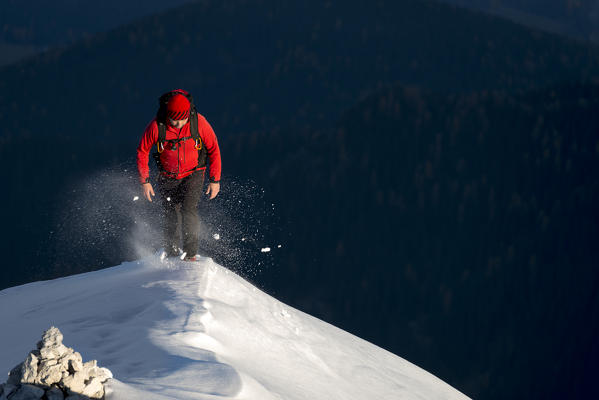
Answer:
[{"xmin": 167, "ymin": 93, "xmax": 190, "ymax": 120}]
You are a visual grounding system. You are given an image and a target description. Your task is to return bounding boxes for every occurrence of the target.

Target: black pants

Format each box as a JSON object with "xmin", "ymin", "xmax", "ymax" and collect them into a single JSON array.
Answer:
[{"xmin": 157, "ymin": 171, "xmax": 205, "ymax": 256}]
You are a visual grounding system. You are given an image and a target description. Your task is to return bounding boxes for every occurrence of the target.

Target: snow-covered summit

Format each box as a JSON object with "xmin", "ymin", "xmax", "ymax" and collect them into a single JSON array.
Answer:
[{"xmin": 0, "ymin": 256, "xmax": 470, "ymax": 399}]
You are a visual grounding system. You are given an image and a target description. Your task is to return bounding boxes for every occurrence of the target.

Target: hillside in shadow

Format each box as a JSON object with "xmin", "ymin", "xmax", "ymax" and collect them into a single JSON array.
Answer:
[
  {"xmin": 1, "ymin": 0, "xmax": 598, "ymax": 144},
  {"xmin": 1, "ymin": 0, "xmax": 598, "ymax": 289},
  {"xmin": 440, "ymin": 0, "xmax": 599, "ymax": 42},
  {"xmin": 218, "ymin": 82, "xmax": 599, "ymax": 399},
  {"xmin": 0, "ymin": 0, "xmax": 194, "ymax": 66},
  {"xmin": 0, "ymin": 0, "xmax": 193, "ymax": 46}
]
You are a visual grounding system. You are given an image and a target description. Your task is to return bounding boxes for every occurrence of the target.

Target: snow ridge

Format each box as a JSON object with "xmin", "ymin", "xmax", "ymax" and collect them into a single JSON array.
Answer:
[{"xmin": 0, "ymin": 256, "xmax": 470, "ymax": 400}]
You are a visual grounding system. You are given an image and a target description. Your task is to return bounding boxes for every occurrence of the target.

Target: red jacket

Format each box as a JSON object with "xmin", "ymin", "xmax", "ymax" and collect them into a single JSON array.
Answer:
[{"xmin": 136, "ymin": 113, "xmax": 222, "ymax": 183}]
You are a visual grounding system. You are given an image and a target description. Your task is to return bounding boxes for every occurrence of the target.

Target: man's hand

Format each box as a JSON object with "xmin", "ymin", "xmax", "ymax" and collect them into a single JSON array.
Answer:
[
  {"xmin": 142, "ymin": 183, "xmax": 155, "ymax": 202},
  {"xmin": 206, "ymin": 182, "xmax": 220, "ymax": 200}
]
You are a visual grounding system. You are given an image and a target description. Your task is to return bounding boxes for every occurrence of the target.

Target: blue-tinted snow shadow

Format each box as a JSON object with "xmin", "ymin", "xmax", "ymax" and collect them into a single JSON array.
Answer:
[{"xmin": 56, "ymin": 260, "xmax": 242, "ymax": 398}]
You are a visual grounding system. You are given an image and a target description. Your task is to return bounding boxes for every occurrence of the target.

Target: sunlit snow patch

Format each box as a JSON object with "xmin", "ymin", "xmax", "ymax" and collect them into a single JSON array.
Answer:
[{"xmin": 0, "ymin": 256, "xmax": 470, "ymax": 400}]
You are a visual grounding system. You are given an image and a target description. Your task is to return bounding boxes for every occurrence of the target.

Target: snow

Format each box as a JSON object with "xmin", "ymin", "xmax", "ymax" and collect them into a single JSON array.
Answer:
[
  {"xmin": 261, "ymin": 247, "xmax": 271, "ymax": 253},
  {"xmin": 213, "ymin": 233, "xmax": 221, "ymax": 240},
  {"xmin": 0, "ymin": 256, "xmax": 470, "ymax": 400}
]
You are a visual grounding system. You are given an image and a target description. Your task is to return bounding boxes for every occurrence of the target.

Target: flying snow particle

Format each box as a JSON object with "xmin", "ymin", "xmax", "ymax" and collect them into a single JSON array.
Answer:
[
  {"xmin": 133, "ymin": 196, "xmax": 139, "ymax": 201},
  {"xmin": 261, "ymin": 247, "xmax": 271, "ymax": 253},
  {"xmin": 167, "ymin": 197, "xmax": 171, "ymax": 202},
  {"xmin": 277, "ymin": 244, "xmax": 282, "ymax": 248},
  {"xmin": 213, "ymin": 233, "xmax": 221, "ymax": 240},
  {"xmin": 241, "ymin": 238, "xmax": 246, "ymax": 241}
]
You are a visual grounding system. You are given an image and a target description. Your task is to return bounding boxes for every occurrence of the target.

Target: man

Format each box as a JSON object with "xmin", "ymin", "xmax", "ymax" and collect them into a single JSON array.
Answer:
[{"xmin": 136, "ymin": 89, "xmax": 221, "ymax": 261}]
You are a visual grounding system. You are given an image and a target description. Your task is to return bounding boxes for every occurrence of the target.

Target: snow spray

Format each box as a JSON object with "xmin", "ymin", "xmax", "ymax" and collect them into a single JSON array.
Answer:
[
  {"xmin": 193, "ymin": 176, "xmax": 284, "ymax": 279},
  {"xmin": 52, "ymin": 165, "xmax": 283, "ymax": 280},
  {"xmin": 52, "ymin": 164, "xmax": 156, "ymax": 274}
]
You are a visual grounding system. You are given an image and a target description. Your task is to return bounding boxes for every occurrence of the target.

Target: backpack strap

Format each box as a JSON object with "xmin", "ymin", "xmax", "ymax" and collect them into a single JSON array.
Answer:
[
  {"xmin": 156, "ymin": 121, "xmax": 167, "ymax": 153},
  {"xmin": 188, "ymin": 104, "xmax": 203, "ymax": 150}
]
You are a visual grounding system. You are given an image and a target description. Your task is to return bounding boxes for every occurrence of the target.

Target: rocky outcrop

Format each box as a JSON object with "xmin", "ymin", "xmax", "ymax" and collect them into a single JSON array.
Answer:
[{"xmin": 1, "ymin": 327, "xmax": 112, "ymax": 400}]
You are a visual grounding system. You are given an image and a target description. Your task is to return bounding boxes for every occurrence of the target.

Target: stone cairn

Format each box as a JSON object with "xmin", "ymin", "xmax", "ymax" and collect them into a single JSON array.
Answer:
[{"xmin": 0, "ymin": 327, "xmax": 112, "ymax": 400}]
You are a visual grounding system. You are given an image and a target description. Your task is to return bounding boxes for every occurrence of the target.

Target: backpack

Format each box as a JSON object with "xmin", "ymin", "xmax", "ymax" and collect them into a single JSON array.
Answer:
[{"xmin": 152, "ymin": 90, "xmax": 208, "ymax": 175}]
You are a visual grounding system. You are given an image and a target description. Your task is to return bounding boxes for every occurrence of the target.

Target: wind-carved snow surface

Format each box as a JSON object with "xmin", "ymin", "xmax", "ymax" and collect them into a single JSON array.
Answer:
[{"xmin": 0, "ymin": 256, "xmax": 470, "ymax": 400}]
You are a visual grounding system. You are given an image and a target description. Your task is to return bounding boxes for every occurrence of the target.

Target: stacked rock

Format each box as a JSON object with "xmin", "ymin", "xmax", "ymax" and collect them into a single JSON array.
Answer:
[{"xmin": 0, "ymin": 327, "xmax": 112, "ymax": 400}]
